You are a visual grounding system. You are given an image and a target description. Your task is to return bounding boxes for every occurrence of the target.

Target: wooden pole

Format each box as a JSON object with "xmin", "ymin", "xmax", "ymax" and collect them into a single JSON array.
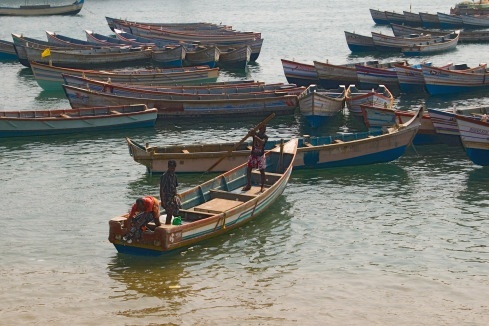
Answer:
[{"xmin": 206, "ymin": 113, "xmax": 275, "ymax": 172}]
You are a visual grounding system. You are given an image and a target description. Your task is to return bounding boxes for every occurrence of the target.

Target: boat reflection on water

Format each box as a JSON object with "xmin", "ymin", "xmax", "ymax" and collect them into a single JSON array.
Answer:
[
  {"xmin": 107, "ymin": 253, "xmax": 188, "ymax": 300},
  {"xmin": 458, "ymin": 167, "xmax": 489, "ymax": 205}
]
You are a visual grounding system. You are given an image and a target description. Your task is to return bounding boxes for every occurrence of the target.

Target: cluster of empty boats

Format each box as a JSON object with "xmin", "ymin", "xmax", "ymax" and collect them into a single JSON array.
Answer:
[{"xmin": 1, "ymin": 16, "xmax": 262, "ymax": 70}]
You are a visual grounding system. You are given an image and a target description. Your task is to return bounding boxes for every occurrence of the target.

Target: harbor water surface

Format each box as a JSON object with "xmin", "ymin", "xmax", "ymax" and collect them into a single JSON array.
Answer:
[{"xmin": 0, "ymin": 0, "xmax": 488, "ymax": 324}]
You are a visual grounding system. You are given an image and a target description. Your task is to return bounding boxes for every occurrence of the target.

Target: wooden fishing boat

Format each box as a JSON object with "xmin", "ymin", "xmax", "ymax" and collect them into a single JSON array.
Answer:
[
  {"xmin": 428, "ymin": 106, "xmax": 489, "ymax": 144},
  {"xmin": 298, "ymin": 84, "xmax": 346, "ymax": 128},
  {"xmin": 85, "ymin": 30, "xmax": 134, "ymax": 47},
  {"xmin": 218, "ymin": 45, "xmax": 251, "ymax": 68},
  {"xmin": 62, "ymin": 84, "xmax": 300, "ymax": 118},
  {"xmin": 313, "ymin": 59, "xmax": 405, "ymax": 90},
  {"xmin": 0, "ymin": 104, "xmax": 157, "ymax": 138},
  {"xmin": 460, "ymin": 14, "xmax": 489, "ymax": 29},
  {"xmin": 355, "ymin": 62, "xmax": 404, "ymax": 91},
  {"xmin": 106, "ymin": 16, "xmax": 231, "ymax": 32},
  {"xmin": 384, "ymin": 11, "xmax": 406, "ymax": 25},
  {"xmin": 45, "ymin": 31, "xmax": 108, "ymax": 48},
  {"xmin": 30, "ymin": 61, "xmax": 219, "ymax": 91},
  {"xmin": 419, "ymin": 12, "xmax": 440, "ymax": 29},
  {"xmin": 345, "ymin": 84, "xmax": 394, "ymax": 116},
  {"xmin": 390, "ymin": 23, "xmax": 489, "ymax": 43},
  {"xmin": 437, "ymin": 12, "xmax": 464, "ymax": 29},
  {"xmin": 281, "ymin": 59, "xmax": 319, "ymax": 87},
  {"xmin": 12, "ymin": 33, "xmax": 99, "ymax": 67},
  {"xmin": 455, "ymin": 114, "xmax": 489, "ymax": 166},
  {"xmin": 0, "ymin": 39, "xmax": 17, "ymax": 60},
  {"xmin": 369, "ymin": 9, "xmax": 389, "ymax": 25},
  {"xmin": 401, "ymin": 31, "xmax": 459, "ymax": 56},
  {"xmin": 0, "ymin": 0, "xmax": 84, "ymax": 16},
  {"xmin": 344, "ymin": 31, "xmax": 375, "ymax": 52},
  {"xmin": 361, "ymin": 105, "xmax": 439, "ymax": 145},
  {"xmin": 313, "ymin": 60, "xmax": 361, "ymax": 89},
  {"xmin": 25, "ymin": 45, "xmax": 154, "ymax": 69},
  {"xmin": 125, "ymin": 108, "xmax": 421, "ymax": 174},
  {"xmin": 371, "ymin": 31, "xmax": 442, "ymax": 51},
  {"xmin": 184, "ymin": 45, "xmax": 220, "ymax": 68},
  {"xmin": 394, "ymin": 62, "xmax": 432, "ymax": 93},
  {"xmin": 113, "ymin": 28, "xmax": 192, "ymax": 49},
  {"xmin": 109, "ymin": 138, "xmax": 298, "ymax": 255},
  {"xmin": 422, "ymin": 62, "xmax": 489, "ymax": 95},
  {"xmin": 150, "ymin": 46, "xmax": 187, "ymax": 67},
  {"xmin": 61, "ymin": 74, "xmax": 299, "ymax": 96},
  {"xmin": 403, "ymin": 11, "xmax": 423, "ymax": 26}
]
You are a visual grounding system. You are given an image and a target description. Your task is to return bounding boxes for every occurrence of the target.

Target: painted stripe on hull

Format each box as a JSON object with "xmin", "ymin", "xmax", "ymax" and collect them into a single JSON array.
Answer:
[
  {"xmin": 0, "ymin": 120, "xmax": 155, "ymax": 137},
  {"xmin": 295, "ymin": 146, "xmax": 408, "ymax": 169},
  {"xmin": 425, "ymin": 84, "xmax": 487, "ymax": 95},
  {"xmin": 465, "ymin": 148, "xmax": 489, "ymax": 166}
]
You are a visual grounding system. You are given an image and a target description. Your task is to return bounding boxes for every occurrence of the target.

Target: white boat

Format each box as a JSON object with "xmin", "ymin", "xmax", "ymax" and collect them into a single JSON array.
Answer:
[
  {"xmin": 298, "ymin": 84, "xmax": 346, "ymax": 127},
  {"xmin": 455, "ymin": 114, "xmax": 489, "ymax": 166},
  {"xmin": 0, "ymin": 0, "xmax": 84, "ymax": 16}
]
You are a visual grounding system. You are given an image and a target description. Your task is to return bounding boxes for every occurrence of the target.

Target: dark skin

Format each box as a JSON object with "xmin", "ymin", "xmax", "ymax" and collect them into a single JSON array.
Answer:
[{"xmin": 243, "ymin": 126, "xmax": 267, "ymax": 192}]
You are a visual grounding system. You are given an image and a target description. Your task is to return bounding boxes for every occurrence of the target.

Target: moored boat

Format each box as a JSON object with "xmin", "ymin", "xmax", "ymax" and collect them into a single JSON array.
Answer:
[
  {"xmin": 0, "ymin": 0, "xmax": 84, "ymax": 16},
  {"xmin": 62, "ymin": 83, "xmax": 300, "ymax": 118},
  {"xmin": 0, "ymin": 104, "xmax": 157, "ymax": 137},
  {"xmin": 419, "ymin": 12, "xmax": 440, "ymax": 28},
  {"xmin": 369, "ymin": 9, "xmax": 389, "ymax": 25},
  {"xmin": 298, "ymin": 84, "xmax": 346, "ymax": 128},
  {"xmin": 345, "ymin": 84, "xmax": 394, "ymax": 116},
  {"xmin": 422, "ymin": 62, "xmax": 489, "ymax": 95},
  {"xmin": 125, "ymin": 108, "xmax": 421, "ymax": 173},
  {"xmin": 361, "ymin": 105, "xmax": 439, "ymax": 145},
  {"xmin": 30, "ymin": 61, "xmax": 220, "ymax": 91},
  {"xmin": 355, "ymin": 62, "xmax": 403, "ymax": 92},
  {"xmin": 428, "ymin": 106, "xmax": 489, "ymax": 145},
  {"xmin": 455, "ymin": 114, "xmax": 489, "ymax": 165},
  {"xmin": 0, "ymin": 39, "xmax": 17, "ymax": 60},
  {"xmin": 280, "ymin": 59, "xmax": 319, "ymax": 87},
  {"xmin": 25, "ymin": 46, "xmax": 154, "ymax": 69},
  {"xmin": 109, "ymin": 138, "xmax": 298, "ymax": 255},
  {"xmin": 344, "ymin": 31, "xmax": 376, "ymax": 52},
  {"xmin": 401, "ymin": 31, "xmax": 460, "ymax": 56}
]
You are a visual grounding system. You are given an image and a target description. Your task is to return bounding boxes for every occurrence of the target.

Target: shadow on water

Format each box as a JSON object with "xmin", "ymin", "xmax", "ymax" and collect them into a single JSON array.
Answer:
[
  {"xmin": 290, "ymin": 162, "xmax": 410, "ymax": 188},
  {"xmin": 458, "ymin": 166, "xmax": 489, "ymax": 204},
  {"xmin": 0, "ymin": 125, "xmax": 159, "ymax": 150}
]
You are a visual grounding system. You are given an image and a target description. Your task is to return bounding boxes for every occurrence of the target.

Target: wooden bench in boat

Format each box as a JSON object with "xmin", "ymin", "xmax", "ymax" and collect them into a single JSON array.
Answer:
[
  {"xmin": 194, "ymin": 197, "xmax": 244, "ymax": 214},
  {"xmin": 209, "ymin": 189, "xmax": 257, "ymax": 202},
  {"xmin": 251, "ymin": 170, "xmax": 282, "ymax": 185},
  {"xmin": 110, "ymin": 110, "xmax": 122, "ymax": 115}
]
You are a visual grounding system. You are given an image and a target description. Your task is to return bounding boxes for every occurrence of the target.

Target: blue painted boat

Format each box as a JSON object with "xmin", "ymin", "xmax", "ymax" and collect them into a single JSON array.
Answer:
[
  {"xmin": 369, "ymin": 9, "xmax": 389, "ymax": 24},
  {"xmin": 281, "ymin": 59, "xmax": 319, "ymax": 87},
  {"xmin": 344, "ymin": 31, "xmax": 375, "ymax": 52},
  {"xmin": 0, "ymin": 39, "xmax": 17, "ymax": 60},
  {"xmin": 422, "ymin": 62, "xmax": 489, "ymax": 95},
  {"xmin": 298, "ymin": 84, "xmax": 346, "ymax": 128},
  {"xmin": 455, "ymin": 114, "xmax": 489, "ymax": 166},
  {"xmin": 126, "ymin": 108, "xmax": 421, "ymax": 174},
  {"xmin": 361, "ymin": 105, "xmax": 440, "ymax": 145},
  {"xmin": 109, "ymin": 138, "xmax": 298, "ymax": 255}
]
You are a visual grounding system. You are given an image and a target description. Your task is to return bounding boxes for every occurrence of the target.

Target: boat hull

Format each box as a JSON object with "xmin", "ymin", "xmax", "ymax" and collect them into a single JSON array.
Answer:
[{"xmin": 0, "ymin": 104, "xmax": 157, "ymax": 137}]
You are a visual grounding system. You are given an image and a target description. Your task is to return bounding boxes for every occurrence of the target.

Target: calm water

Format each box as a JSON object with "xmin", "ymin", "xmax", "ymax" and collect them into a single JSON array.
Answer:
[{"xmin": 1, "ymin": 0, "xmax": 489, "ymax": 324}]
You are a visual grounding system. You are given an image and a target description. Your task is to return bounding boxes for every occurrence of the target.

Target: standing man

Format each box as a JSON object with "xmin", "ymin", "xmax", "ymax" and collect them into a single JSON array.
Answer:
[
  {"xmin": 242, "ymin": 124, "xmax": 268, "ymax": 192},
  {"xmin": 160, "ymin": 160, "xmax": 180, "ymax": 225}
]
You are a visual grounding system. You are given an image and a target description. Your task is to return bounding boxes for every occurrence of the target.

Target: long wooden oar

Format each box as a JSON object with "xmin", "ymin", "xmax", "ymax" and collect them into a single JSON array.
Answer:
[{"xmin": 206, "ymin": 113, "xmax": 275, "ymax": 172}]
